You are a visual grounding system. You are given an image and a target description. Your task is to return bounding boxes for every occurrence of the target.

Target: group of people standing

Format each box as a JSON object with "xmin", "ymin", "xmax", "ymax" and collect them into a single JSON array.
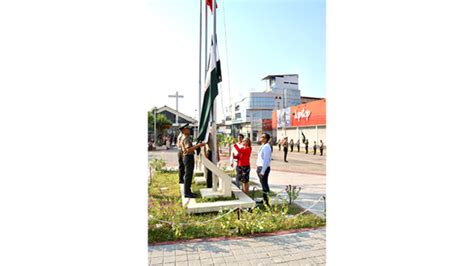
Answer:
[
  {"xmin": 230, "ymin": 133, "xmax": 272, "ymax": 205},
  {"xmin": 176, "ymin": 125, "xmax": 273, "ymax": 205},
  {"xmin": 279, "ymin": 138, "xmax": 325, "ymax": 162}
]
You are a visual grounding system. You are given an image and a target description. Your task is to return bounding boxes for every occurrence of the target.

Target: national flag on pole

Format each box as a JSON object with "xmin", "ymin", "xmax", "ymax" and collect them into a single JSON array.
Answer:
[
  {"xmin": 206, "ymin": 0, "xmax": 218, "ymax": 13},
  {"xmin": 197, "ymin": 35, "xmax": 222, "ymax": 142}
]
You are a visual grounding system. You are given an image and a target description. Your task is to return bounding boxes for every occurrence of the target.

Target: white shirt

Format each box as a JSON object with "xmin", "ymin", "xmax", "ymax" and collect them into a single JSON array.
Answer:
[{"xmin": 257, "ymin": 143, "xmax": 272, "ymax": 173}]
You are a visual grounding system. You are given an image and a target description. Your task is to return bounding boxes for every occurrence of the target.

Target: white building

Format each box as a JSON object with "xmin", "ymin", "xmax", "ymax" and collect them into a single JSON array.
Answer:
[
  {"xmin": 262, "ymin": 74, "xmax": 301, "ymax": 108},
  {"xmin": 224, "ymin": 74, "xmax": 302, "ymax": 141}
]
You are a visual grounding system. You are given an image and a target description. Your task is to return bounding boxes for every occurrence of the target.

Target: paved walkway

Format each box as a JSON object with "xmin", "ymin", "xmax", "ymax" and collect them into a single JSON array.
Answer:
[{"xmin": 148, "ymin": 228, "xmax": 326, "ymax": 266}]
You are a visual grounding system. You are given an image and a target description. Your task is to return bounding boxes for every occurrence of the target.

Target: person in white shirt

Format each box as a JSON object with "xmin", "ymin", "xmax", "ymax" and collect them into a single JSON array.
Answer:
[{"xmin": 256, "ymin": 133, "xmax": 272, "ymax": 205}]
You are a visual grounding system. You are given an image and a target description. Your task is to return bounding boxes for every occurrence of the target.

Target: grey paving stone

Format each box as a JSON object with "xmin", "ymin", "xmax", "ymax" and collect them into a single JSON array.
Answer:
[
  {"xmin": 272, "ymin": 256, "xmax": 287, "ymax": 263},
  {"xmin": 163, "ymin": 249, "xmax": 176, "ymax": 257},
  {"xmin": 255, "ymin": 258, "xmax": 273, "ymax": 266},
  {"xmin": 199, "ymin": 252, "xmax": 212, "ymax": 259},
  {"xmin": 299, "ymin": 259, "xmax": 316, "ymax": 266},
  {"xmin": 150, "ymin": 257, "xmax": 163, "ymax": 264},
  {"xmin": 150, "ymin": 249, "xmax": 165, "ymax": 257},
  {"xmin": 176, "ymin": 249, "xmax": 188, "ymax": 256},
  {"xmin": 211, "ymin": 257, "xmax": 226, "ymax": 264},
  {"xmin": 255, "ymin": 252, "xmax": 270, "ymax": 259},
  {"xmin": 176, "ymin": 255, "xmax": 188, "ymax": 262},
  {"xmin": 163, "ymin": 263, "xmax": 175, "ymax": 266},
  {"xmin": 287, "ymin": 261, "xmax": 301, "ymax": 266},
  {"xmin": 187, "ymin": 254, "xmax": 200, "ymax": 261},
  {"xmin": 210, "ymin": 252, "xmax": 224, "ymax": 258},
  {"xmin": 200, "ymin": 258, "xmax": 213, "ymax": 266},
  {"xmin": 163, "ymin": 256, "xmax": 176, "ymax": 264},
  {"xmin": 188, "ymin": 260, "xmax": 201, "ymax": 266},
  {"xmin": 223, "ymin": 256, "xmax": 237, "ymax": 263}
]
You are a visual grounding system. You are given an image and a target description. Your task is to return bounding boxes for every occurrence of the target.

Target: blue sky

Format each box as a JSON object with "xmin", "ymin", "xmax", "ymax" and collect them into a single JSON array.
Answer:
[{"xmin": 148, "ymin": 0, "xmax": 325, "ymax": 119}]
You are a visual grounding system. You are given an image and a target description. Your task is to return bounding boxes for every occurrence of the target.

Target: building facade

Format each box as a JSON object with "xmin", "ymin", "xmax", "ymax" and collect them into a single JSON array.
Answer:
[
  {"xmin": 223, "ymin": 74, "xmax": 304, "ymax": 141},
  {"xmin": 225, "ymin": 92, "xmax": 276, "ymax": 141},
  {"xmin": 262, "ymin": 74, "xmax": 301, "ymax": 108},
  {"xmin": 272, "ymin": 99, "xmax": 326, "ymax": 145},
  {"xmin": 149, "ymin": 105, "xmax": 198, "ymax": 141},
  {"xmin": 301, "ymin": 96, "xmax": 324, "ymax": 104}
]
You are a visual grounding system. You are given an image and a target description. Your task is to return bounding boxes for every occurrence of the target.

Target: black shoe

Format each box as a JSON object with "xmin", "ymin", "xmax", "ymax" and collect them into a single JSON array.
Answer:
[{"xmin": 185, "ymin": 193, "xmax": 197, "ymax": 198}]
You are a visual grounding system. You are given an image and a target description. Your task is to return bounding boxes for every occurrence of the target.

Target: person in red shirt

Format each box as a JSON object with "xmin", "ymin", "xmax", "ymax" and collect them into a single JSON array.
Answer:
[{"xmin": 232, "ymin": 137, "xmax": 252, "ymax": 193}]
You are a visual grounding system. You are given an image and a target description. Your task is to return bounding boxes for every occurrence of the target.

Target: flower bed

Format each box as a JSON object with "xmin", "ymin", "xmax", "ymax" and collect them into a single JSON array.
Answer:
[{"xmin": 148, "ymin": 171, "xmax": 325, "ymax": 243}]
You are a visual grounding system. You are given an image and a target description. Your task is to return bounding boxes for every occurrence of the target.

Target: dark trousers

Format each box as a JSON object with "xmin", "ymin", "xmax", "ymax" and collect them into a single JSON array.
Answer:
[
  {"xmin": 183, "ymin": 154, "xmax": 195, "ymax": 195},
  {"xmin": 297, "ymin": 145, "xmax": 300, "ymax": 152},
  {"xmin": 178, "ymin": 152, "xmax": 184, "ymax": 184},
  {"xmin": 290, "ymin": 145, "xmax": 293, "ymax": 152},
  {"xmin": 320, "ymin": 148, "xmax": 324, "ymax": 156},
  {"xmin": 278, "ymin": 144, "xmax": 281, "ymax": 151},
  {"xmin": 313, "ymin": 146, "xmax": 317, "ymax": 155},
  {"xmin": 206, "ymin": 150, "xmax": 213, "ymax": 188},
  {"xmin": 257, "ymin": 166, "xmax": 271, "ymax": 205},
  {"xmin": 305, "ymin": 145, "xmax": 308, "ymax": 154},
  {"xmin": 283, "ymin": 147, "xmax": 288, "ymax": 162}
]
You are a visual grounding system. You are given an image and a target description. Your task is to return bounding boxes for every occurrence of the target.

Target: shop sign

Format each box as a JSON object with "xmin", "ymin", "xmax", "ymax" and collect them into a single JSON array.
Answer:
[{"xmin": 293, "ymin": 108, "xmax": 311, "ymax": 121}]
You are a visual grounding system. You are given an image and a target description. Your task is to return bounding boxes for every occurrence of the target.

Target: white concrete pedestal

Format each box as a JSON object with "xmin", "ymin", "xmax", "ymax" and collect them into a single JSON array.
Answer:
[{"xmin": 180, "ymin": 184, "xmax": 256, "ymax": 214}]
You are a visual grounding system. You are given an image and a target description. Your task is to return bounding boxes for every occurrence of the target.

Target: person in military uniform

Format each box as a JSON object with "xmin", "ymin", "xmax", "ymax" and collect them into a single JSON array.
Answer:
[
  {"xmin": 296, "ymin": 139, "xmax": 300, "ymax": 152},
  {"xmin": 304, "ymin": 138, "xmax": 309, "ymax": 154},
  {"xmin": 313, "ymin": 141, "xmax": 317, "ymax": 155},
  {"xmin": 282, "ymin": 137, "xmax": 289, "ymax": 163},
  {"xmin": 179, "ymin": 124, "xmax": 206, "ymax": 198},
  {"xmin": 289, "ymin": 139, "xmax": 294, "ymax": 152},
  {"xmin": 320, "ymin": 140, "xmax": 324, "ymax": 156}
]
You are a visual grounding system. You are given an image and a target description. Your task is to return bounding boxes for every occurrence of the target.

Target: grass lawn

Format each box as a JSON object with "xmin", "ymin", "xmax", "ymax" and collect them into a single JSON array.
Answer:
[{"xmin": 148, "ymin": 171, "xmax": 325, "ymax": 243}]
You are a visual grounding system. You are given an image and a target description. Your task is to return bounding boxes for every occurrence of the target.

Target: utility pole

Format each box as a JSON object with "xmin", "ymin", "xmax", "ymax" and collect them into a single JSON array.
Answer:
[{"xmin": 152, "ymin": 107, "xmax": 158, "ymax": 148}]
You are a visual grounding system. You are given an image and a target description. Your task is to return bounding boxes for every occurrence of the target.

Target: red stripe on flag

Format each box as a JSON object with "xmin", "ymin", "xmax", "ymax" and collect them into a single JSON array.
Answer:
[{"xmin": 206, "ymin": 0, "xmax": 218, "ymax": 13}]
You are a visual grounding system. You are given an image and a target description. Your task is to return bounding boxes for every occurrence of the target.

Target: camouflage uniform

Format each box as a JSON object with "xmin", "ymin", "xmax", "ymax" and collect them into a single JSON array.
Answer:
[{"xmin": 179, "ymin": 134, "xmax": 195, "ymax": 195}]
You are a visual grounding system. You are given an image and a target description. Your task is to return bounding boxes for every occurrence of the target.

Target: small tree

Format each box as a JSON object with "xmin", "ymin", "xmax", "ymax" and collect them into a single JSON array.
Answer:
[{"xmin": 148, "ymin": 111, "xmax": 172, "ymax": 145}]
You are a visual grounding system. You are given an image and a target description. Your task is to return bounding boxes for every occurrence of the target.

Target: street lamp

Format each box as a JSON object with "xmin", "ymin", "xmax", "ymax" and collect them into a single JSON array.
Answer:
[{"xmin": 152, "ymin": 107, "xmax": 158, "ymax": 149}]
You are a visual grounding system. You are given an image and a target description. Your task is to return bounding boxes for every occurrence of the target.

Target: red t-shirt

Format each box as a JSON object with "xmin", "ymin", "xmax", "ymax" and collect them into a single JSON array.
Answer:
[{"xmin": 233, "ymin": 144, "xmax": 251, "ymax": 167}]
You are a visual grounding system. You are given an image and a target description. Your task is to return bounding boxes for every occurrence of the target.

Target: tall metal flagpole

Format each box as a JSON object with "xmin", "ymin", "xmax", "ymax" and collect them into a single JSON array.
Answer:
[
  {"xmin": 204, "ymin": 4, "xmax": 208, "ymax": 75},
  {"xmin": 211, "ymin": 0, "xmax": 219, "ymax": 191},
  {"xmin": 198, "ymin": 1, "xmax": 202, "ymax": 113},
  {"xmin": 202, "ymin": 0, "xmax": 209, "ymax": 178},
  {"xmin": 198, "ymin": 0, "xmax": 202, "ymax": 138}
]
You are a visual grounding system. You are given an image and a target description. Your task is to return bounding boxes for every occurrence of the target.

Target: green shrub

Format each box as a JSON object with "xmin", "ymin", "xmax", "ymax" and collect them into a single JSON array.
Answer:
[{"xmin": 149, "ymin": 158, "xmax": 166, "ymax": 173}]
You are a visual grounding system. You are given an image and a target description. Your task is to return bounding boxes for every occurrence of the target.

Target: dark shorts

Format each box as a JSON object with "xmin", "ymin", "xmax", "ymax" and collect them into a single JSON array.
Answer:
[{"xmin": 236, "ymin": 166, "xmax": 250, "ymax": 183}]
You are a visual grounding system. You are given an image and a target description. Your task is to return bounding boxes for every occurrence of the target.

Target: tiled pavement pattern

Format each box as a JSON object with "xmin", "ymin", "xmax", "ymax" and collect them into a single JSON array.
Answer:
[{"xmin": 148, "ymin": 228, "xmax": 326, "ymax": 266}]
